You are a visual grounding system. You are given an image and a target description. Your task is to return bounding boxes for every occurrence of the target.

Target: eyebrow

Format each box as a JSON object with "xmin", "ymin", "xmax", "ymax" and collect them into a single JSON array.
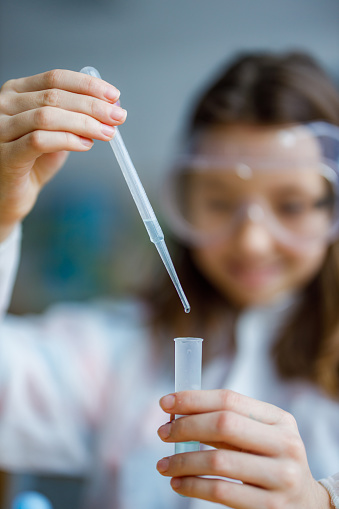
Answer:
[{"xmin": 268, "ymin": 183, "xmax": 329, "ymax": 197}]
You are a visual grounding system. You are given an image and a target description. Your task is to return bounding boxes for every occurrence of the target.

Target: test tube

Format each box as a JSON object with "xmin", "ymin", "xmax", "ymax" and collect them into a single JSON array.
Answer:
[{"xmin": 174, "ymin": 337, "xmax": 203, "ymax": 454}]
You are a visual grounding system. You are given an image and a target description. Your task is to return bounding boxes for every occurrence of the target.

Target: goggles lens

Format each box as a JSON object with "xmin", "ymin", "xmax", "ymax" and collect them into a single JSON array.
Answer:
[{"xmin": 163, "ymin": 122, "xmax": 339, "ymax": 248}]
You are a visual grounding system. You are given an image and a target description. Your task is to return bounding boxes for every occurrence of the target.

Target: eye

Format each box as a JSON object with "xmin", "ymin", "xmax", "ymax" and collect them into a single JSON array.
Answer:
[
  {"xmin": 276, "ymin": 201, "xmax": 307, "ymax": 215},
  {"xmin": 314, "ymin": 195, "xmax": 335, "ymax": 209},
  {"xmin": 275, "ymin": 194, "xmax": 334, "ymax": 216}
]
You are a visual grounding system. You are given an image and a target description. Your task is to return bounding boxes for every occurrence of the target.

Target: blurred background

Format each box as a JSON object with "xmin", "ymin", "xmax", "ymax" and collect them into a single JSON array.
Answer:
[
  {"xmin": 0, "ymin": 0, "xmax": 339, "ymax": 506},
  {"xmin": 1, "ymin": 0, "xmax": 339, "ymax": 315}
]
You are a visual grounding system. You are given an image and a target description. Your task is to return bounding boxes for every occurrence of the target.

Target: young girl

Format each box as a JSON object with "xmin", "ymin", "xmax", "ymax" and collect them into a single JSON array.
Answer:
[{"xmin": 0, "ymin": 52, "xmax": 339, "ymax": 509}]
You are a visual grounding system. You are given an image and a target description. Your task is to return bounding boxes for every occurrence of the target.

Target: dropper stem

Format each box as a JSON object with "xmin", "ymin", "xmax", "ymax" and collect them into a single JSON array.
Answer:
[{"xmin": 155, "ymin": 240, "xmax": 190, "ymax": 313}]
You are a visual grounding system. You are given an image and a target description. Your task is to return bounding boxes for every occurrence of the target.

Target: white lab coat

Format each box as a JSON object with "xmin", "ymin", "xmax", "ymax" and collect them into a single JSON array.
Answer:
[{"xmin": 0, "ymin": 226, "xmax": 338, "ymax": 509}]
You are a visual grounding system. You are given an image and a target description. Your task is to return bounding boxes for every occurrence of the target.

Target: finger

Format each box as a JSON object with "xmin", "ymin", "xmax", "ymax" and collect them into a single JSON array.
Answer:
[
  {"xmin": 160, "ymin": 390, "xmax": 285, "ymax": 425},
  {"xmin": 3, "ymin": 69, "xmax": 120, "ymax": 103},
  {"xmin": 1, "ymin": 107, "xmax": 121, "ymax": 143},
  {"xmin": 2, "ymin": 130, "xmax": 93, "ymax": 168},
  {"xmin": 170, "ymin": 476, "xmax": 268, "ymax": 509},
  {"xmin": 157, "ymin": 449, "xmax": 280, "ymax": 489},
  {"xmin": 158, "ymin": 411, "xmax": 282, "ymax": 456},
  {"xmin": 1, "ymin": 89, "xmax": 126, "ymax": 122}
]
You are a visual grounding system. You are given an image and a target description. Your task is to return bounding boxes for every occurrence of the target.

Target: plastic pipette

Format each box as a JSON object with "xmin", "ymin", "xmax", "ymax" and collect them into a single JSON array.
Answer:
[
  {"xmin": 80, "ymin": 66, "xmax": 190, "ymax": 313},
  {"xmin": 174, "ymin": 337, "xmax": 203, "ymax": 453}
]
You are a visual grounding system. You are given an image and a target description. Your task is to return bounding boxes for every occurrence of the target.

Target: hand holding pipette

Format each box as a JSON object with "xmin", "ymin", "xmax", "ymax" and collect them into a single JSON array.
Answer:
[
  {"xmin": 0, "ymin": 69, "xmax": 124, "ymax": 242},
  {"xmin": 81, "ymin": 67, "xmax": 190, "ymax": 313}
]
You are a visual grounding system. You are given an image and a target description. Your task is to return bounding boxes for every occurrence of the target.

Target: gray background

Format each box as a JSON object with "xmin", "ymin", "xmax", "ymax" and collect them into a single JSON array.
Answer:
[
  {"xmin": 0, "ymin": 2, "xmax": 339, "ymax": 506},
  {"xmin": 1, "ymin": 0, "xmax": 339, "ymax": 312}
]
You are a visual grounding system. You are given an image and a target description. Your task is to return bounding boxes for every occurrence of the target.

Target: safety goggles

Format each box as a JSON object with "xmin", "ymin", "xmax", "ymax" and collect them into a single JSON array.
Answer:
[{"xmin": 162, "ymin": 122, "xmax": 339, "ymax": 250}]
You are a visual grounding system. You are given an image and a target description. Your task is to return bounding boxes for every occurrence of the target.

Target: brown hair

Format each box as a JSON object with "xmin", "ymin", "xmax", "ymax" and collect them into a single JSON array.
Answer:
[{"xmin": 142, "ymin": 51, "xmax": 339, "ymax": 398}]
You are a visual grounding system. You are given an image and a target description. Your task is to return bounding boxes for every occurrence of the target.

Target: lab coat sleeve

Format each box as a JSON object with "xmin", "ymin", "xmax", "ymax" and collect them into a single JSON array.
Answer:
[
  {"xmin": 0, "ymin": 224, "xmax": 21, "ymax": 320},
  {"xmin": 0, "ymin": 227, "xmax": 114, "ymax": 475},
  {"xmin": 319, "ymin": 474, "xmax": 339, "ymax": 508}
]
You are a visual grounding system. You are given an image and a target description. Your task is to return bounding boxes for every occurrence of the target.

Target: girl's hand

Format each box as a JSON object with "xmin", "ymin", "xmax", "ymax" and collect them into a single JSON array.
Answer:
[
  {"xmin": 0, "ymin": 69, "xmax": 126, "ymax": 241},
  {"xmin": 157, "ymin": 390, "xmax": 332, "ymax": 508}
]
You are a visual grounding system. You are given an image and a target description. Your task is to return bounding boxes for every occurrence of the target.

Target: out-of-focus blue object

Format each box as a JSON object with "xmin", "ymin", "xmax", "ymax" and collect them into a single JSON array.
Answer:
[
  {"xmin": 12, "ymin": 492, "xmax": 53, "ymax": 509},
  {"xmin": 80, "ymin": 66, "xmax": 190, "ymax": 314}
]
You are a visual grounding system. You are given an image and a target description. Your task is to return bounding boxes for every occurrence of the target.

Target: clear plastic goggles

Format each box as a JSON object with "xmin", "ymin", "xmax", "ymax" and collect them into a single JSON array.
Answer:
[{"xmin": 162, "ymin": 122, "xmax": 339, "ymax": 250}]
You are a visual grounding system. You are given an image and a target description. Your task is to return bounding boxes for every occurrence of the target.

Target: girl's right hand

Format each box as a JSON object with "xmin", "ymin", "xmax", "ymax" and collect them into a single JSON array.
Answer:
[{"xmin": 0, "ymin": 69, "xmax": 127, "ymax": 241}]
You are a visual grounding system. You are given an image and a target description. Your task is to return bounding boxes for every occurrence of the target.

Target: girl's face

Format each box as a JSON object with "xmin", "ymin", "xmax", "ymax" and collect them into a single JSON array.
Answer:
[{"xmin": 188, "ymin": 125, "xmax": 330, "ymax": 308}]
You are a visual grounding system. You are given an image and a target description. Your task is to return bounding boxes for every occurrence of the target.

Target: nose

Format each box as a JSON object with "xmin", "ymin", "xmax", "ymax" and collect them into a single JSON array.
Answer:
[{"xmin": 232, "ymin": 205, "xmax": 276, "ymax": 255}]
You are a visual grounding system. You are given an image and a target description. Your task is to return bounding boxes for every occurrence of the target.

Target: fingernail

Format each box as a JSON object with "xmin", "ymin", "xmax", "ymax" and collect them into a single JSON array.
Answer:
[
  {"xmin": 80, "ymin": 137, "xmax": 93, "ymax": 147},
  {"xmin": 101, "ymin": 124, "xmax": 115, "ymax": 138},
  {"xmin": 105, "ymin": 87, "xmax": 120, "ymax": 102},
  {"xmin": 156, "ymin": 457, "xmax": 169, "ymax": 473},
  {"xmin": 158, "ymin": 422, "xmax": 171, "ymax": 439},
  {"xmin": 110, "ymin": 106, "xmax": 127, "ymax": 122},
  {"xmin": 171, "ymin": 478, "xmax": 182, "ymax": 489},
  {"xmin": 161, "ymin": 394, "xmax": 175, "ymax": 410}
]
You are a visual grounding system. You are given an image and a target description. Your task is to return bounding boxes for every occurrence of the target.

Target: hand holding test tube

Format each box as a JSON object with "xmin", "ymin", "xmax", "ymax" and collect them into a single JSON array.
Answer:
[
  {"xmin": 174, "ymin": 337, "xmax": 203, "ymax": 454},
  {"xmin": 80, "ymin": 66, "xmax": 190, "ymax": 314}
]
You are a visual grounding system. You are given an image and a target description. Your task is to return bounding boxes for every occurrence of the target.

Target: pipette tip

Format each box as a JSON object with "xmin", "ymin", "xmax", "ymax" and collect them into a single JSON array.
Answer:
[{"xmin": 184, "ymin": 306, "xmax": 191, "ymax": 314}]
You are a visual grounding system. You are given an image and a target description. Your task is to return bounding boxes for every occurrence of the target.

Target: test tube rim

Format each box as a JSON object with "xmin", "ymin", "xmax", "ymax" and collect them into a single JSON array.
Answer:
[{"xmin": 174, "ymin": 337, "xmax": 204, "ymax": 343}]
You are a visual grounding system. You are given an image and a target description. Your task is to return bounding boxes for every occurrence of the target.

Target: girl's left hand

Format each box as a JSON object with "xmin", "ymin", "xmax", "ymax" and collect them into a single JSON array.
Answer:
[{"xmin": 157, "ymin": 390, "xmax": 332, "ymax": 508}]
